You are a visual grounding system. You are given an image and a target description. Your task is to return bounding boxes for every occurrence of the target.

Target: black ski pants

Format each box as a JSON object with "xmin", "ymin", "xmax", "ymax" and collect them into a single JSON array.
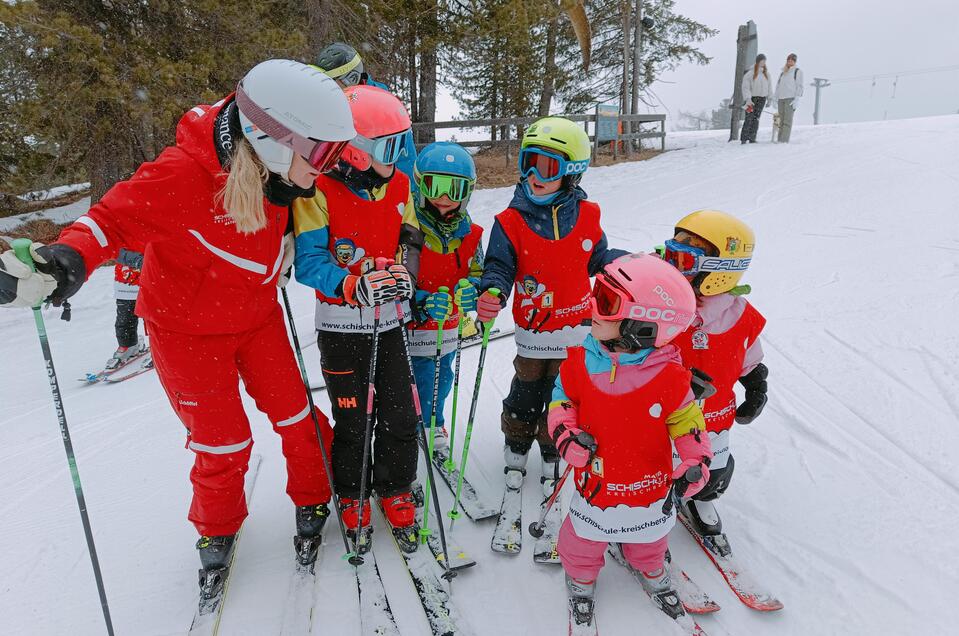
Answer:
[
  {"xmin": 740, "ymin": 96, "xmax": 767, "ymax": 143},
  {"xmin": 115, "ymin": 298, "xmax": 139, "ymax": 348},
  {"xmin": 319, "ymin": 328, "xmax": 419, "ymax": 499}
]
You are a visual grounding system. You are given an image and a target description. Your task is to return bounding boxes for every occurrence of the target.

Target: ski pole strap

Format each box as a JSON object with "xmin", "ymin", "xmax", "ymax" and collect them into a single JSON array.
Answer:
[
  {"xmin": 481, "ymin": 287, "xmax": 501, "ymax": 344},
  {"xmin": 12, "ymin": 238, "xmax": 41, "ymax": 309}
]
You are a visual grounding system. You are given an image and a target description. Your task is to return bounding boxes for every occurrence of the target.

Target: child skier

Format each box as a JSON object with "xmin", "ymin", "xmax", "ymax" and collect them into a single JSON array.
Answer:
[
  {"xmin": 662, "ymin": 210, "xmax": 768, "ymax": 542},
  {"xmin": 293, "ymin": 84, "xmax": 425, "ymax": 553},
  {"xmin": 406, "ymin": 142, "xmax": 484, "ymax": 448},
  {"xmin": 548, "ymin": 253, "xmax": 713, "ymax": 633},
  {"xmin": 477, "ymin": 116, "xmax": 627, "ymax": 504},
  {"xmin": 104, "ymin": 248, "xmax": 148, "ymax": 371}
]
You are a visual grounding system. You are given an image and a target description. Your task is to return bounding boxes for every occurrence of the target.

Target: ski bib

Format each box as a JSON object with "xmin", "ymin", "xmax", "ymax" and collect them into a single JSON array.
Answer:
[
  {"xmin": 560, "ymin": 346, "xmax": 690, "ymax": 542},
  {"xmin": 498, "ymin": 202, "xmax": 602, "ymax": 358},
  {"xmin": 407, "ymin": 223, "xmax": 483, "ymax": 357},
  {"xmin": 113, "ymin": 248, "xmax": 143, "ymax": 301},
  {"xmin": 313, "ymin": 173, "xmax": 410, "ymax": 333},
  {"xmin": 673, "ymin": 301, "xmax": 766, "ymax": 434}
]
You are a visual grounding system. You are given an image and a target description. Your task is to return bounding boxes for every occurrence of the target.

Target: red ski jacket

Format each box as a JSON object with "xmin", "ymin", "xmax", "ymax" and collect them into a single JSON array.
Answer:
[{"xmin": 57, "ymin": 98, "xmax": 290, "ymax": 335}]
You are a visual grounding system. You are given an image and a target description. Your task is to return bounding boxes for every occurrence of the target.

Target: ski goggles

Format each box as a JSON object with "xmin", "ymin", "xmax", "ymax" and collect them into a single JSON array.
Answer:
[
  {"xmin": 349, "ymin": 130, "xmax": 409, "ymax": 166},
  {"xmin": 235, "ymin": 85, "xmax": 349, "ymax": 173},
  {"xmin": 418, "ymin": 172, "xmax": 475, "ymax": 202},
  {"xmin": 518, "ymin": 147, "xmax": 589, "ymax": 183},
  {"xmin": 663, "ymin": 239, "xmax": 751, "ymax": 276},
  {"xmin": 590, "ymin": 273, "xmax": 634, "ymax": 321}
]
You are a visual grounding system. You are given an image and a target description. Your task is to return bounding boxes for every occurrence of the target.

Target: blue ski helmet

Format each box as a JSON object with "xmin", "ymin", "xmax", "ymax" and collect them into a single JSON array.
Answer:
[{"xmin": 414, "ymin": 142, "xmax": 477, "ymax": 215}]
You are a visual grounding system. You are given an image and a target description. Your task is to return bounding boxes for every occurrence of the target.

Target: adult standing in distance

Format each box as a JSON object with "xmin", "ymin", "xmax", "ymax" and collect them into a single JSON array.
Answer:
[
  {"xmin": 0, "ymin": 59, "xmax": 355, "ymax": 586},
  {"xmin": 774, "ymin": 53, "xmax": 804, "ymax": 143},
  {"xmin": 740, "ymin": 53, "xmax": 771, "ymax": 144}
]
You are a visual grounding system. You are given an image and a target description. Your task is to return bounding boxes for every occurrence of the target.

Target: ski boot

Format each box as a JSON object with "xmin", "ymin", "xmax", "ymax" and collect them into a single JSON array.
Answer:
[
  {"xmin": 504, "ymin": 446, "xmax": 528, "ymax": 491},
  {"xmin": 682, "ymin": 499, "xmax": 732, "ymax": 558},
  {"xmin": 566, "ymin": 574, "xmax": 597, "ymax": 634},
  {"xmin": 381, "ymin": 492, "xmax": 419, "ymax": 553},
  {"xmin": 638, "ymin": 567, "xmax": 687, "ymax": 620},
  {"xmin": 196, "ymin": 534, "xmax": 237, "ymax": 602},
  {"xmin": 104, "ymin": 337, "xmax": 145, "ymax": 371},
  {"xmin": 540, "ymin": 451, "xmax": 561, "ymax": 498},
  {"xmin": 411, "ymin": 480, "xmax": 426, "ymax": 508},
  {"xmin": 293, "ymin": 503, "xmax": 330, "ymax": 568},
  {"xmin": 341, "ymin": 497, "xmax": 373, "ymax": 555}
]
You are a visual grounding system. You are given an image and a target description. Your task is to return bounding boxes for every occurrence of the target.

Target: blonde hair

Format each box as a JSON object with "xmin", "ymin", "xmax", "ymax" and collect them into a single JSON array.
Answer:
[
  {"xmin": 753, "ymin": 62, "xmax": 768, "ymax": 81},
  {"xmin": 218, "ymin": 137, "xmax": 268, "ymax": 234}
]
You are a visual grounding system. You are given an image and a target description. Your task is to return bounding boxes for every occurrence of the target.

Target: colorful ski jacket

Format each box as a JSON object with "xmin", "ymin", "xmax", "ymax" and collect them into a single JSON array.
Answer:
[
  {"xmin": 407, "ymin": 210, "xmax": 484, "ymax": 357},
  {"xmin": 113, "ymin": 248, "xmax": 142, "ymax": 301},
  {"xmin": 481, "ymin": 184, "xmax": 627, "ymax": 358},
  {"xmin": 548, "ymin": 335, "xmax": 705, "ymax": 542}
]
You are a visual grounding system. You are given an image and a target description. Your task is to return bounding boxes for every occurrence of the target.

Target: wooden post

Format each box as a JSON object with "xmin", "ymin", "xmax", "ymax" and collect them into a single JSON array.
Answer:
[
  {"xmin": 729, "ymin": 20, "xmax": 758, "ymax": 142},
  {"xmin": 812, "ymin": 78, "xmax": 830, "ymax": 125},
  {"xmin": 660, "ymin": 118, "xmax": 665, "ymax": 151}
]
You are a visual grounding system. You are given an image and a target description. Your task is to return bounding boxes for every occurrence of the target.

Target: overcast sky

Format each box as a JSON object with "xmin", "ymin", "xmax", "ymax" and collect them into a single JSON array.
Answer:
[{"xmin": 437, "ymin": 0, "xmax": 959, "ymax": 129}]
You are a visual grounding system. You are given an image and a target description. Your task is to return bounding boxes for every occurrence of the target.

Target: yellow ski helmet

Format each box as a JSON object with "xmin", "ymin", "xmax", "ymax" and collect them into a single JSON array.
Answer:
[
  {"xmin": 674, "ymin": 210, "xmax": 755, "ymax": 296},
  {"xmin": 521, "ymin": 116, "xmax": 592, "ymax": 163}
]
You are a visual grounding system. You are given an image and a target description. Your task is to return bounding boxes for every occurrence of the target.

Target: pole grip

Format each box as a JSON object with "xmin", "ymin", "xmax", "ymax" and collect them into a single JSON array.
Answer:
[
  {"xmin": 12, "ymin": 238, "xmax": 36, "ymax": 272},
  {"xmin": 375, "ymin": 257, "xmax": 390, "ymax": 271}
]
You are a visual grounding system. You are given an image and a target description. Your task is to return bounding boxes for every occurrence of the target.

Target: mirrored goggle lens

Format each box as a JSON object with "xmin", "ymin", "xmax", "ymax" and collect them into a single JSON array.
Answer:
[
  {"xmin": 520, "ymin": 149, "xmax": 563, "ymax": 182},
  {"xmin": 339, "ymin": 69, "xmax": 363, "ymax": 87},
  {"xmin": 591, "ymin": 277, "xmax": 625, "ymax": 318},
  {"xmin": 371, "ymin": 131, "xmax": 407, "ymax": 165},
  {"xmin": 307, "ymin": 139, "xmax": 350, "ymax": 173},
  {"xmin": 421, "ymin": 173, "xmax": 473, "ymax": 202},
  {"xmin": 663, "ymin": 239, "xmax": 704, "ymax": 275}
]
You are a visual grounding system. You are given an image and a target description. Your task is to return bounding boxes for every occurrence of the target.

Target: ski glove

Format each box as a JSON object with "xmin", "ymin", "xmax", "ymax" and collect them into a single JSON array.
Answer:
[
  {"xmin": 555, "ymin": 425, "xmax": 597, "ymax": 468},
  {"xmin": 476, "ymin": 289, "xmax": 503, "ymax": 322},
  {"xmin": 343, "ymin": 270, "xmax": 397, "ymax": 307},
  {"xmin": 735, "ymin": 363, "xmax": 768, "ymax": 424},
  {"xmin": 0, "ymin": 242, "xmax": 84, "ymax": 308},
  {"xmin": 388, "ymin": 264, "xmax": 414, "ymax": 300},
  {"xmin": 689, "ymin": 368, "xmax": 717, "ymax": 400},
  {"xmin": 672, "ymin": 431, "xmax": 713, "ymax": 499},
  {"xmin": 454, "ymin": 277, "xmax": 479, "ymax": 313},
  {"xmin": 745, "ymin": 103, "xmax": 754, "ymax": 114},
  {"xmin": 277, "ymin": 233, "xmax": 295, "ymax": 288},
  {"xmin": 423, "ymin": 289, "xmax": 454, "ymax": 322}
]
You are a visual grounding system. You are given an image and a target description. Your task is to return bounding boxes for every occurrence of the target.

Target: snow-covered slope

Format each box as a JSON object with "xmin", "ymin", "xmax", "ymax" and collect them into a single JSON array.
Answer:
[{"xmin": 1, "ymin": 116, "xmax": 957, "ymax": 635}]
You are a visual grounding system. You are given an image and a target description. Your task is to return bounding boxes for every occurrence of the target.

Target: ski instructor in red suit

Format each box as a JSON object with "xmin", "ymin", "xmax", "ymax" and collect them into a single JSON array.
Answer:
[{"xmin": 0, "ymin": 60, "xmax": 356, "ymax": 589}]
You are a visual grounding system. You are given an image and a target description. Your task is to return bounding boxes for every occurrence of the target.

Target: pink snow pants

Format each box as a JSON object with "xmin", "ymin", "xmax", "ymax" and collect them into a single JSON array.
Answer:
[{"xmin": 557, "ymin": 516, "xmax": 669, "ymax": 581}]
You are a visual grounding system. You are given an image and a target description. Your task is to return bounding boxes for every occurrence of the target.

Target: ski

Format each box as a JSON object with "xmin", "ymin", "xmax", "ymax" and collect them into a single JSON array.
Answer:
[
  {"xmin": 607, "ymin": 545, "xmax": 719, "ymax": 614},
  {"xmin": 188, "ymin": 454, "xmax": 262, "ymax": 636},
  {"xmin": 79, "ymin": 347, "xmax": 151, "ymax": 384},
  {"xmin": 413, "ymin": 484, "xmax": 476, "ymax": 571},
  {"xmin": 356, "ymin": 549, "xmax": 402, "ymax": 636},
  {"xmin": 568, "ymin": 602, "xmax": 598, "ymax": 636},
  {"xmin": 103, "ymin": 354, "xmax": 154, "ymax": 383},
  {"xmin": 490, "ymin": 473, "xmax": 523, "ymax": 555},
  {"xmin": 376, "ymin": 506, "xmax": 473, "ymax": 636},
  {"xmin": 309, "ymin": 328, "xmax": 513, "ymax": 392},
  {"xmin": 678, "ymin": 512, "xmax": 784, "ymax": 612},
  {"xmin": 532, "ymin": 490, "xmax": 563, "ymax": 564},
  {"xmin": 430, "ymin": 444, "xmax": 498, "ymax": 521},
  {"xmin": 646, "ymin": 588, "xmax": 710, "ymax": 636},
  {"xmin": 278, "ymin": 548, "xmax": 323, "ymax": 636}
]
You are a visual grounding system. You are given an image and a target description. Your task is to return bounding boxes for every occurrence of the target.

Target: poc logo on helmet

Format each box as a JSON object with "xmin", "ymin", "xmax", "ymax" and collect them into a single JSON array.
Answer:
[
  {"xmin": 627, "ymin": 305, "xmax": 677, "ymax": 322},
  {"xmin": 652, "ymin": 285, "xmax": 675, "ymax": 307},
  {"xmin": 564, "ymin": 160, "xmax": 589, "ymax": 175}
]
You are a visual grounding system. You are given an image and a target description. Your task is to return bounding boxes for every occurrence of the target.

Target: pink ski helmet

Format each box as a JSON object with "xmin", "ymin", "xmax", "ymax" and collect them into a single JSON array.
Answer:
[
  {"xmin": 340, "ymin": 85, "xmax": 412, "ymax": 171},
  {"xmin": 590, "ymin": 253, "xmax": 697, "ymax": 349}
]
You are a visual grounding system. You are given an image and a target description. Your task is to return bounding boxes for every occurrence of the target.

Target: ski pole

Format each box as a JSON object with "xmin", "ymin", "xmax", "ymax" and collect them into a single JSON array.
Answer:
[
  {"xmin": 448, "ymin": 288, "xmax": 500, "ymax": 535},
  {"xmin": 11, "ymin": 238, "xmax": 115, "ymax": 636},
  {"xmin": 419, "ymin": 287, "xmax": 448, "ymax": 544},
  {"xmin": 528, "ymin": 463, "xmax": 573, "ymax": 538},
  {"xmin": 662, "ymin": 464, "xmax": 704, "ymax": 516},
  {"xmin": 391, "ymin": 286, "xmax": 456, "ymax": 583},
  {"xmin": 352, "ymin": 257, "xmax": 389, "ymax": 565},
  {"xmin": 443, "ymin": 279, "xmax": 471, "ymax": 471},
  {"xmin": 280, "ymin": 287, "xmax": 354, "ymax": 562}
]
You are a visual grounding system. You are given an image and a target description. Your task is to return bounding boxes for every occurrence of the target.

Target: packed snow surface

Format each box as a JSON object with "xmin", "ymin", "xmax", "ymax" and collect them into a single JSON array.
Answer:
[{"xmin": 1, "ymin": 116, "xmax": 957, "ymax": 635}]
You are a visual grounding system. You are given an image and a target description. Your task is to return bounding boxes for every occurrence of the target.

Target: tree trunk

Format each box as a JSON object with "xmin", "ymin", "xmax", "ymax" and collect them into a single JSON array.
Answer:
[
  {"xmin": 87, "ymin": 101, "xmax": 128, "ymax": 203},
  {"xmin": 306, "ymin": 0, "xmax": 332, "ymax": 59},
  {"xmin": 630, "ymin": 0, "xmax": 644, "ymax": 150},
  {"xmin": 538, "ymin": 6, "xmax": 560, "ymax": 116},
  {"xmin": 621, "ymin": 0, "xmax": 630, "ymax": 116},
  {"xmin": 416, "ymin": 0, "xmax": 438, "ymax": 144}
]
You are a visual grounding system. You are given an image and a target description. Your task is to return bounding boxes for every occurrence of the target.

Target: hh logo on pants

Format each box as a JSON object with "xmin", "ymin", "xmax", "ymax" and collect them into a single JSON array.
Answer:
[{"xmin": 338, "ymin": 396, "xmax": 358, "ymax": 409}]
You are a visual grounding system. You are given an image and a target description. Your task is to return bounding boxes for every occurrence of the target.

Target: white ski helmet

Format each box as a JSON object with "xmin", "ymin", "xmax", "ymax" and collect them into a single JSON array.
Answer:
[{"xmin": 235, "ymin": 59, "xmax": 356, "ymax": 179}]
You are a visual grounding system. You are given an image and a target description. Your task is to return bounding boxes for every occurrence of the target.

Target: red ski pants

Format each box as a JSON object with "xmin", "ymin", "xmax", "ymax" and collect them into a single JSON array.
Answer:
[{"xmin": 148, "ymin": 306, "xmax": 333, "ymax": 536}]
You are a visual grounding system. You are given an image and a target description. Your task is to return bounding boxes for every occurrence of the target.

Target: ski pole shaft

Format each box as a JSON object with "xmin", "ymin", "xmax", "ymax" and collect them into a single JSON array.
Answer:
[
  {"xmin": 353, "ymin": 257, "xmax": 390, "ymax": 564},
  {"xmin": 528, "ymin": 463, "xmax": 572, "ymax": 537},
  {"xmin": 280, "ymin": 288, "xmax": 354, "ymax": 560},
  {"xmin": 393, "ymin": 296, "xmax": 456, "ymax": 582},
  {"xmin": 12, "ymin": 239, "xmax": 115, "ymax": 636},
  {"xmin": 420, "ymin": 288, "xmax": 448, "ymax": 543},
  {"xmin": 448, "ymin": 288, "xmax": 500, "ymax": 534},
  {"xmin": 445, "ymin": 279, "xmax": 472, "ymax": 469}
]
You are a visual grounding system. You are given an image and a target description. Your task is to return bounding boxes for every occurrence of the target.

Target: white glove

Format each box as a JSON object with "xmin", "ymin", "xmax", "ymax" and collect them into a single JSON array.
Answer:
[
  {"xmin": 344, "ymin": 270, "xmax": 397, "ymax": 307},
  {"xmin": 388, "ymin": 264, "xmax": 414, "ymax": 300},
  {"xmin": 0, "ymin": 244, "xmax": 58, "ymax": 308},
  {"xmin": 278, "ymin": 233, "xmax": 295, "ymax": 287}
]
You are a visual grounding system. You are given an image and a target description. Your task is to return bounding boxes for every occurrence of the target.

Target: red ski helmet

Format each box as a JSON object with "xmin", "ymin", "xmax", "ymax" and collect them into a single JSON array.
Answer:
[{"xmin": 340, "ymin": 85, "xmax": 412, "ymax": 171}]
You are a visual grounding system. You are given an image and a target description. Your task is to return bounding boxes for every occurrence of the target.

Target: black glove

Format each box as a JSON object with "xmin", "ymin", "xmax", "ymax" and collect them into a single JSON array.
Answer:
[
  {"xmin": 34, "ymin": 243, "xmax": 86, "ymax": 306},
  {"xmin": 736, "ymin": 363, "xmax": 768, "ymax": 424},
  {"xmin": 689, "ymin": 368, "xmax": 716, "ymax": 400}
]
